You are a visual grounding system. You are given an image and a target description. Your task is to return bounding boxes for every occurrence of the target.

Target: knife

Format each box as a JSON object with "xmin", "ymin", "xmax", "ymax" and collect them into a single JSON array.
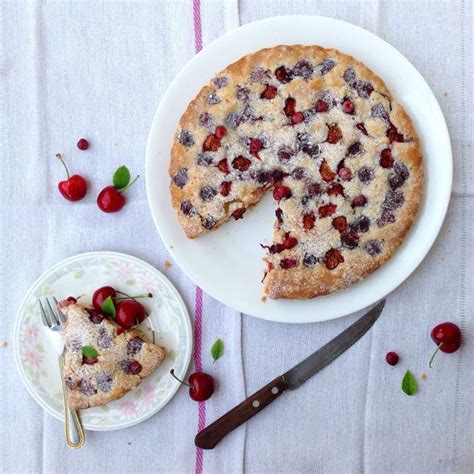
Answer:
[{"xmin": 195, "ymin": 299, "xmax": 385, "ymax": 449}]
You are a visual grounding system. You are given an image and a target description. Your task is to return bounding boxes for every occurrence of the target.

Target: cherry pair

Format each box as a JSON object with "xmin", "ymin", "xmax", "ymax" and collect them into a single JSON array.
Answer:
[
  {"xmin": 56, "ymin": 150, "xmax": 138, "ymax": 213},
  {"xmin": 91, "ymin": 286, "xmax": 151, "ymax": 330}
]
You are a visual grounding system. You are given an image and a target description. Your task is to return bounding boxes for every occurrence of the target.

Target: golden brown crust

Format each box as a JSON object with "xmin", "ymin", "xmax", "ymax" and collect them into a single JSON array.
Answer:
[{"xmin": 168, "ymin": 45, "xmax": 423, "ymax": 298}]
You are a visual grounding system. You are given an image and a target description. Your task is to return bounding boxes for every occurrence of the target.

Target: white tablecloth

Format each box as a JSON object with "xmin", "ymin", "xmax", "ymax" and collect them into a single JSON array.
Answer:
[{"xmin": 1, "ymin": 1, "xmax": 473, "ymax": 472}]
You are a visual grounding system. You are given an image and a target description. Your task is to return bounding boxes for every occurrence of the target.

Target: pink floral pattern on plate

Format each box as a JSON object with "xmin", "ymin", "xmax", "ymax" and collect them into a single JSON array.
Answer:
[{"xmin": 14, "ymin": 252, "xmax": 192, "ymax": 431}]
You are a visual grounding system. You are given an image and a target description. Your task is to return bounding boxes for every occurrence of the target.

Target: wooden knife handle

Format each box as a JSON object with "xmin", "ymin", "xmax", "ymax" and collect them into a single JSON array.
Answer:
[{"xmin": 195, "ymin": 375, "xmax": 288, "ymax": 449}]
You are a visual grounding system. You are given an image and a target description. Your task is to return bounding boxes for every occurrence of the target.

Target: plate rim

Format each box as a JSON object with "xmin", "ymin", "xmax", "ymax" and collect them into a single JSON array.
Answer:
[
  {"xmin": 145, "ymin": 15, "xmax": 452, "ymax": 324},
  {"xmin": 13, "ymin": 250, "xmax": 193, "ymax": 431}
]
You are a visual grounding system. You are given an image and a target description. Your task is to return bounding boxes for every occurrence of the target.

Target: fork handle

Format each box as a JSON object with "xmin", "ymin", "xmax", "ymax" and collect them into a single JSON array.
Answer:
[{"xmin": 59, "ymin": 355, "xmax": 85, "ymax": 448}]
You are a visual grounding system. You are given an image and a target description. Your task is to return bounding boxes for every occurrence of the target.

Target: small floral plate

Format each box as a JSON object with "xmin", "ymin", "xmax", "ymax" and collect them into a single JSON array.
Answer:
[{"xmin": 13, "ymin": 251, "xmax": 192, "ymax": 431}]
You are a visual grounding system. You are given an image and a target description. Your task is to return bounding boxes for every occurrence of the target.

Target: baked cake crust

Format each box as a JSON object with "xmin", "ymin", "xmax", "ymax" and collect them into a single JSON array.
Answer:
[{"xmin": 169, "ymin": 45, "xmax": 423, "ymax": 299}]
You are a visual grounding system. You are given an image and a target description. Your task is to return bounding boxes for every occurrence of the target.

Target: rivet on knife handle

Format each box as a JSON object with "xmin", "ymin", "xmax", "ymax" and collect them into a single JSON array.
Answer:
[{"xmin": 195, "ymin": 375, "xmax": 288, "ymax": 449}]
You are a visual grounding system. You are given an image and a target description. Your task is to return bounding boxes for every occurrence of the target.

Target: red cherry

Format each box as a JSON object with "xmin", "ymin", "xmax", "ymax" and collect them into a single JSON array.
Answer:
[
  {"xmin": 386, "ymin": 351, "xmax": 399, "ymax": 366},
  {"xmin": 291, "ymin": 112, "xmax": 304, "ymax": 125},
  {"xmin": 58, "ymin": 175, "xmax": 87, "ymax": 201},
  {"xmin": 214, "ymin": 126, "xmax": 227, "ymax": 138},
  {"xmin": 82, "ymin": 355, "xmax": 98, "ymax": 365},
  {"xmin": 429, "ymin": 322, "xmax": 461, "ymax": 367},
  {"xmin": 170, "ymin": 369, "xmax": 215, "ymax": 401},
  {"xmin": 77, "ymin": 138, "xmax": 89, "ymax": 150},
  {"xmin": 189, "ymin": 372, "xmax": 215, "ymax": 401},
  {"xmin": 231, "ymin": 208, "xmax": 245, "ymax": 220},
  {"xmin": 342, "ymin": 99, "xmax": 355, "ymax": 114},
  {"xmin": 115, "ymin": 300, "xmax": 146, "ymax": 329},
  {"xmin": 92, "ymin": 286, "xmax": 117, "ymax": 310},
  {"xmin": 97, "ymin": 186, "xmax": 125, "ymax": 213},
  {"xmin": 56, "ymin": 153, "xmax": 87, "ymax": 201},
  {"xmin": 272, "ymin": 185, "xmax": 292, "ymax": 201},
  {"xmin": 315, "ymin": 99, "xmax": 329, "ymax": 112},
  {"xmin": 380, "ymin": 148, "xmax": 394, "ymax": 168}
]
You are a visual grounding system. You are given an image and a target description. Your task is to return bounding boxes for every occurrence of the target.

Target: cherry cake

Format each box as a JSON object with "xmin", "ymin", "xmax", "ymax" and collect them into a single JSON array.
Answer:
[
  {"xmin": 59, "ymin": 300, "xmax": 166, "ymax": 410},
  {"xmin": 169, "ymin": 45, "xmax": 422, "ymax": 299}
]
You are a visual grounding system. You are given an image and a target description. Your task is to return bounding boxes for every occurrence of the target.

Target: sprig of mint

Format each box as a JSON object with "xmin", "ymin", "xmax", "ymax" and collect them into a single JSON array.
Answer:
[
  {"xmin": 82, "ymin": 346, "xmax": 98, "ymax": 360},
  {"xmin": 402, "ymin": 369, "xmax": 417, "ymax": 396},
  {"xmin": 113, "ymin": 165, "xmax": 131, "ymax": 190},
  {"xmin": 101, "ymin": 296, "xmax": 116, "ymax": 318},
  {"xmin": 211, "ymin": 338, "xmax": 224, "ymax": 363}
]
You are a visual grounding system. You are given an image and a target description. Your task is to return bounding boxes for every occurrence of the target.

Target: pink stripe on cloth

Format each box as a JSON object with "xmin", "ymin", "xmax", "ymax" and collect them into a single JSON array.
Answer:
[
  {"xmin": 193, "ymin": 0, "xmax": 203, "ymax": 53},
  {"xmin": 194, "ymin": 286, "xmax": 205, "ymax": 474},
  {"xmin": 193, "ymin": 3, "xmax": 205, "ymax": 472},
  {"xmin": 194, "ymin": 286, "xmax": 203, "ymax": 373}
]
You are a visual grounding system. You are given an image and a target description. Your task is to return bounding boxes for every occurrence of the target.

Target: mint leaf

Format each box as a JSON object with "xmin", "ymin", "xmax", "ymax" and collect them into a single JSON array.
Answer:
[
  {"xmin": 113, "ymin": 166, "xmax": 131, "ymax": 190},
  {"xmin": 211, "ymin": 338, "xmax": 224, "ymax": 363},
  {"xmin": 101, "ymin": 296, "xmax": 116, "ymax": 318},
  {"xmin": 402, "ymin": 370, "xmax": 417, "ymax": 396},
  {"xmin": 82, "ymin": 346, "xmax": 98, "ymax": 360}
]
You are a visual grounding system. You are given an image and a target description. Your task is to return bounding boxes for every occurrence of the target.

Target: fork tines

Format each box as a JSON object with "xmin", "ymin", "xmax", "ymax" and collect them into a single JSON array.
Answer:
[{"xmin": 39, "ymin": 297, "xmax": 65, "ymax": 328}]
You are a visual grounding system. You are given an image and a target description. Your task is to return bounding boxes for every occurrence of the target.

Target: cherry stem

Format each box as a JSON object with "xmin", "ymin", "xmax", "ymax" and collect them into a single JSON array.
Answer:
[
  {"xmin": 115, "ymin": 290, "xmax": 152, "ymax": 301},
  {"xmin": 170, "ymin": 369, "xmax": 193, "ymax": 388},
  {"xmin": 119, "ymin": 175, "xmax": 140, "ymax": 193},
  {"xmin": 429, "ymin": 342, "xmax": 444, "ymax": 368},
  {"xmin": 56, "ymin": 153, "xmax": 70, "ymax": 179}
]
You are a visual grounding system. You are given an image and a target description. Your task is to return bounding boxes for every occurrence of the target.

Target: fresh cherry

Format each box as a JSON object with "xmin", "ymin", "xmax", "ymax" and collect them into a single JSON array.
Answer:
[
  {"xmin": 97, "ymin": 186, "xmax": 125, "ymax": 213},
  {"xmin": 429, "ymin": 322, "xmax": 461, "ymax": 367},
  {"xmin": 170, "ymin": 369, "xmax": 215, "ymax": 402},
  {"xmin": 56, "ymin": 153, "xmax": 87, "ymax": 201},
  {"xmin": 92, "ymin": 286, "xmax": 117, "ymax": 310},
  {"xmin": 115, "ymin": 300, "xmax": 147, "ymax": 330},
  {"xmin": 97, "ymin": 168, "xmax": 140, "ymax": 213},
  {"xmin": 386, "ymin": 351, "xmax": 399, "ymax": 366},
  {"xmin": 77, "ymin": 138, "xmax": 89, "ymax": 150}
]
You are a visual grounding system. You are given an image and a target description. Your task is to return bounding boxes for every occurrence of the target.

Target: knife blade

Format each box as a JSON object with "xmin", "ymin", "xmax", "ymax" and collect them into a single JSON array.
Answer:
[
  {"xmin": 284, "ymin": 299, "xmax": 384, "ymax": 389},
  {"xmin": 195, "ymin": 300, "xmax": 384, "ymax": 450}
]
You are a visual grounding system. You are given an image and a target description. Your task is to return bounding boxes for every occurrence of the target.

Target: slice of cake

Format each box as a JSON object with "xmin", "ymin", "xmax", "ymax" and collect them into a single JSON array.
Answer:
[{"xmin": 59, "ymin": 301, "xmax": 166, "ymax": 410}]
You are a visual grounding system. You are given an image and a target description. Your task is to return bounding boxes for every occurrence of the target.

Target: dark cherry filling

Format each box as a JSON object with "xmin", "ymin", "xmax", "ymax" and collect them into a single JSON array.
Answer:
[
  {"xmin": 320, "ymin": 160, "xmax": 336, "ymax": 182},
  {"xmin": 319, "ymin": 203, "xmax": 337, "ymax": 217},
  {"xmin": 179, "ymin": 130, "xmax": 195, "ymax": 147},
  {"xmin": 332, "ymin": 216, "xmax": 347, "ymax": 232},
  {"xmin": 303, "ymin": 212, "xmax": 316, "ymax": 230},
  {"xmin": 326, "ymin": 124, "xmax": 343, "ymax": 144},
  {"xmin": 324, "ymin": 249, "xmax": 344, "ymax": 270},
  {"xmin": 280, "ymin": 258, "xmax": 298, "ymax": 269}
]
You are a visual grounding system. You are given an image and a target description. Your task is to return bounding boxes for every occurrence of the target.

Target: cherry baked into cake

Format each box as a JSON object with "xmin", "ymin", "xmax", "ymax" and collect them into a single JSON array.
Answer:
[
  {"xmin": 59, "ymin": 300, "xmax": 166, "ymax": 410},
  {"xmin": 169, "ymin": 45, "xmax": 422, "ymax": 299}
]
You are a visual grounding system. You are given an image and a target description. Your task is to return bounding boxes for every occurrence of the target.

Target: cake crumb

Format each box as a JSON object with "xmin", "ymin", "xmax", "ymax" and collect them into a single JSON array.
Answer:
[
  {"xmin": 420, "ymin": 373, "xmax": 427, "ymax": 381},
  {"xmin": 163, "ymin": 260, "xmax": 172, "ymax": 270},
  {"xmin": 261, "ymin": 296, "xmax": 267, "ymax": 303},
  {"xmin": 0, "ymin": 341, "xmax": 7, "ymax": 348}
]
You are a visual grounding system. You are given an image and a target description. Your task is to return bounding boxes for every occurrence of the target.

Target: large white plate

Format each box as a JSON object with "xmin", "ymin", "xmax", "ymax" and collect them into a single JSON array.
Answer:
[
  {"xmin": 14, "ymin": 251, "xmax": 192, "ymax": 431},
  {"xmin": 145, "ymin": 16, "xmax": 452, "ymax": 323}
]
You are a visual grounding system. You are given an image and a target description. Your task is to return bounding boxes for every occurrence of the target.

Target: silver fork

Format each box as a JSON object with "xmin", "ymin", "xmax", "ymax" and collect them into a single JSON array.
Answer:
[{"xmin": 39, "ymin": 297, "xmax": 85, "ymax": 449}]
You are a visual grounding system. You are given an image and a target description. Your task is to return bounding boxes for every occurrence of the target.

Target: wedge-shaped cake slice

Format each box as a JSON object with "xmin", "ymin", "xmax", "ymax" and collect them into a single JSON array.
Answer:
[{"xmin": 59, "ymin": 301, "xmax": 166, "ymax": 410}]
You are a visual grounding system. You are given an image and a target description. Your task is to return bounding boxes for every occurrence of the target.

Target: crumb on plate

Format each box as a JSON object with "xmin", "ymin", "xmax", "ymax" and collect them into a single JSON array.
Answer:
[{"xmin": 163, "ymin": 260, "xmax": 172, "ymax": 270}]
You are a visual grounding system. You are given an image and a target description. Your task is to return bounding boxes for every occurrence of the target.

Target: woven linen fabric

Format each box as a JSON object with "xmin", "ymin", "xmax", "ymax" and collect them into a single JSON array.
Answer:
[{"xmin": 1, "ymin": 1, "xmax": 472, "ymax": 473}]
